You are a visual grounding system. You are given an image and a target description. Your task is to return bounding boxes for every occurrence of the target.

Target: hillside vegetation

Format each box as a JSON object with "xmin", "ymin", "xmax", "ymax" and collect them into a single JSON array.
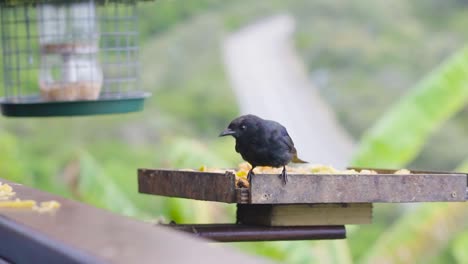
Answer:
[{"xmin": 1, "ymin": 1, "xmax": 468, "ymax": 263}]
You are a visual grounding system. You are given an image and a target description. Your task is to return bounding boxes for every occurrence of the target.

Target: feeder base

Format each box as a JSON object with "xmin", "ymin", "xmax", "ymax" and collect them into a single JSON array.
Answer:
[{"xmin": 0, "ymin": 91, "xmax": 150, "ymax": 117}]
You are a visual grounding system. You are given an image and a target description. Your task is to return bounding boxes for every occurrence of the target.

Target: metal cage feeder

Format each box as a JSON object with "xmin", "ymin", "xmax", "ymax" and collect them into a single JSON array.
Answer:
[{"xmin": 0, "ymin": 0, "xmax": 150, "ymax": 117}]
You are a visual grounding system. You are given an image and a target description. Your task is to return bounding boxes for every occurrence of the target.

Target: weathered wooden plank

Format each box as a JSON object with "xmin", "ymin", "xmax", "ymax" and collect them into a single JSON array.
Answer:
[
  {"xmin": 250, "ymin": 173, "xmax": 467, "ymax": 204},
  {"xmin": 137, "ymin": 169, "xmax": 467, "ymax": 204},
  {"xmin": 138, "ymin": 169, "xmax": 237, "ymax": 203},
  {"xmin": 237, "ymin": 204, "xmax": 372, "ymax": 226},
  {"xmin": 0, "ymin": 179, "xmax": 263, "ymax": 264}
]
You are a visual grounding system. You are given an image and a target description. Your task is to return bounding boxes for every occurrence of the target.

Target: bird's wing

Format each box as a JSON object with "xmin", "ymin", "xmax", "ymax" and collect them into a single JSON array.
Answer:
[
  {"xmin": 279, "ymin": 126, "xmax": 296, "ymax": 154},
  {"xmin": 278, "ymin": 125, "xmax": 308, "ymax": 163}
]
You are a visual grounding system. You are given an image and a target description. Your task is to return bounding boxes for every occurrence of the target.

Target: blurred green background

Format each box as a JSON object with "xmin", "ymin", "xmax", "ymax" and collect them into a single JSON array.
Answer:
[{"xmin": 1, "ymin": 0, "xmax": 468, "ymax": 263}]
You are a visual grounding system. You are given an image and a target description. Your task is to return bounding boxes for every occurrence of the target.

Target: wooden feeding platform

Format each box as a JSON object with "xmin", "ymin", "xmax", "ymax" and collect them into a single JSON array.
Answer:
[
  {"xmin": 138, "ymin": 168, "xmax": 468, "ymax": 242},
  {"xmin": 138, "ymin": 168, "xmax": 467, "ymax": 204}
]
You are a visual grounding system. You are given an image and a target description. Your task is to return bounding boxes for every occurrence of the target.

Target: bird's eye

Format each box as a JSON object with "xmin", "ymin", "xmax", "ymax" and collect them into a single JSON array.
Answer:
[{"xmin": 241, "ymin": 124, "xmax": 247, "ymax": 130}]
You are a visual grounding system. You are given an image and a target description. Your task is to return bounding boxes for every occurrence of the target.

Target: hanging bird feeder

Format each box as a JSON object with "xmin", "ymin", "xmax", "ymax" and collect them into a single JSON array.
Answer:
[{"xmin": 0, "ymin": 0, "xmax": 150, "ymax": 117}]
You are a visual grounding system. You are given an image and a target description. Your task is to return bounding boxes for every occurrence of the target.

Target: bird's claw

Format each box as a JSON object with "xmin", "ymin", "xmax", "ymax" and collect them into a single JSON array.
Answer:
[
  {"xmin": 280, "ymin": 166, "xmax": 288, "ymax": 185},
  {"xmin": 247, "ymin": 169, "xmax": 255, "ymax": 185}
]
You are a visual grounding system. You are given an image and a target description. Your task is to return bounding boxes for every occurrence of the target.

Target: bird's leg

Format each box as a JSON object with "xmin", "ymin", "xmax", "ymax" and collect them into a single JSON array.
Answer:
[
  {"xmin": 247, "ymin": 166, "xmax": 255, "ymax": 185},
  {"xmin": 280, "ymin": 165, "xmax": 288, "ymax": 185}
]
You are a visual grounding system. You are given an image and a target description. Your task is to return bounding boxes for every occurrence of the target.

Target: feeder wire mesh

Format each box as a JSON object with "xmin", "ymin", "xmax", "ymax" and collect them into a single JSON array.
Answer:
[{"xmin": 0, "ymin": 0, "xmax": 148, "ymax": 116}]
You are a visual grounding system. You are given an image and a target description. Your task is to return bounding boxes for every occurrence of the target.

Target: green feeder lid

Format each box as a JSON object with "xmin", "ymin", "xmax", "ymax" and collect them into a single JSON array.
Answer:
[{"xmin": 0, "ymin": 91, "xmax": 151, "ymax": 117}]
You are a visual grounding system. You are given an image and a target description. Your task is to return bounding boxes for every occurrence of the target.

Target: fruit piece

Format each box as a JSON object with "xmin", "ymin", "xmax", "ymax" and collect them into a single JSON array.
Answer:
[
  {"xmin": 33, "ymin": 200, "xmax": 61, "ymax": 213},
  {"xmin": 0, "ymin": 199, "xmax": 36, "ymax": 208},
  {"xmin": 0, "ymin": 182, "xmax": 16, "ymax": 200}
]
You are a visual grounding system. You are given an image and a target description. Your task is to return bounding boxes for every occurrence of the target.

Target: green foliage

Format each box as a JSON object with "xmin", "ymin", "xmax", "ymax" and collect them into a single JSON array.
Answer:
[
  {"xmin": 352, "ymin": 46, "xmax": 468, "ymax": 168},
  {"xmin": 158, "ymin": 137, "xmax": 234, "ymax": 223},
  {"xmin": 347, "ymin": 204, "xmax": 402, "ymax": 261},
  {"xmin": 455, "ymin": 157, "xmax": 468, "ymax": 172},
  {"xmin": 360, "ymin": 203, "xmax": 468, "ymax": 264},
  {"xmin": 76, "ymin": 151, "xmax": 147, "ymax": 217},
  {"xmin": 138, "ymin": 9, "xmax": 239, "ymax": 137},
  {"xmin": 452, "ymin": 231, "xmax": 468, "ymax": 264},
  {"xmin": 1, "ymin": 1, "xmax": 468, "ymax": 264},
  {"xmin": 236, "ymin": 240, "xmax": 353, "ymax": 264},
  {"xmin": 350, "ymin": 46, "xmax": 468, "ymax": 264},
  {"xmin": 163, "ymin": 137, "xmax": 230, "ymax": 168},
  {"xmin": 0, "ymin": 131, "xmax": 27, "ymax": 183},
  {"xmin": 309, "ymin": 241, "xmax": 353, "ymax": 264},
  {"xmin": 137, "ymin": 0, "xmax": 224, "ymax": 42}
]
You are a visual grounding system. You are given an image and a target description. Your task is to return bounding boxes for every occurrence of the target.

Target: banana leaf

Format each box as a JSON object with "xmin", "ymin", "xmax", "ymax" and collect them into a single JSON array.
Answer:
[
  {"xmin": 352, "ymin": 46, "xmax": 468, "ymax": 168},
  {"xmin": 353, "ymin": 46, "xmax": 468, "ymax": 264},
  {"xmin": 360, "ymin": 203, "xmax": 468, "ymax": 264}
]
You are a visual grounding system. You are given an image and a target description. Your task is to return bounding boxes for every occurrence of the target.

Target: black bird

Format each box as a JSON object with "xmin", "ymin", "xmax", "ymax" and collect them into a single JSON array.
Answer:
[{"xmin": 219, "ymin": 114, "xmax": 307, "ymax": 185}]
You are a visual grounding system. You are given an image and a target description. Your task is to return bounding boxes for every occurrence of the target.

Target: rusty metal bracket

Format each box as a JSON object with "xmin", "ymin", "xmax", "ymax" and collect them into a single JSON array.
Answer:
[{"xmin": 163, "ymin": 224, "xmax": 346, "ymax": 242}]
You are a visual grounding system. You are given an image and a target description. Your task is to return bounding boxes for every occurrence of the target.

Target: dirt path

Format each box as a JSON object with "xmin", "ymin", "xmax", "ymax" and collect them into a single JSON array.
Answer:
[{"xmin": 222, "ymin": 14, "xmax": 354, "ymax": 167}]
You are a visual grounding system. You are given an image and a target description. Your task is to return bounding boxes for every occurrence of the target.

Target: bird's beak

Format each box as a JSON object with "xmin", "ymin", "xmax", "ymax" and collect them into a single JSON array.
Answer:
[{"xmin": 219, "ymin": 128, "xmax": 236, "ymax": 137}]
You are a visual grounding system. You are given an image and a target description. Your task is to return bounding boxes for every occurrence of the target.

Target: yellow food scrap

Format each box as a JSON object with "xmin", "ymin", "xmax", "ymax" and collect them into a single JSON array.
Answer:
[
  {"xmin": 204, "ymin": 163, "xmax": 411, "ymax": 176},
  {"xmin": 341, "ymin": 169, "xmax": 359, "ymax": 174},
  {"xmin": 233, "ymin": 163, "xmax": 381, "ymax": 175},
  {"xmin": 0, "ymin": 182, "xmax": 16, "ymax": 200},
  {"xmin": 0, "ymin": 199, "xmax": 36, "ymax": 208},
  {"xmin": 0, "ymin": 182, "xmax": 61, "ymax": 213},
  {"xmin": 199, "ymin": 163, "xmax": 413, "ymax": 188},
  {"xmin": 236, "ymin": 170, "xmax": 248, "ymax": 179},
  {"xmin": 310, "ymin": 165, "xmax": 340, "ymax": 174},
  {"xmin": 359, "ymin": 169, "xmax": 378, "ymax": 174},
  {"xmin": 237, "ymin": 162, "xmax": 252, "ymax": 172},
  {"xmin": 394, "ymin": 169, "xmax": 411, "ymax": 175},
  {"xmin": 33, "ymin": 200, "xmax": 61, "ymax": 213},
  {"xmin": 0, "ymin": 199, "xmax": 61, "ymax": 212},
  {"xmin": 197, "ymin": 165, "xmax": 227, "ymax": 174}
]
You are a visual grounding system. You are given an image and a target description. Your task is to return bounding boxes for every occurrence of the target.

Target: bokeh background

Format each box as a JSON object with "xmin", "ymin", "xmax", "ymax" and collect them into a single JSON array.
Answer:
[{"xmin": 1, "ymin": 0, "xmax": 468, "ymax": 263}]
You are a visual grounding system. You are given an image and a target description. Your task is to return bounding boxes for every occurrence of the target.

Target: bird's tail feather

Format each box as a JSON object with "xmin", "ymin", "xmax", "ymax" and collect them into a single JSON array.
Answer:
[{"xmin": 292, "ymin": 155, "xmax": 308, "ymax": 163}]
